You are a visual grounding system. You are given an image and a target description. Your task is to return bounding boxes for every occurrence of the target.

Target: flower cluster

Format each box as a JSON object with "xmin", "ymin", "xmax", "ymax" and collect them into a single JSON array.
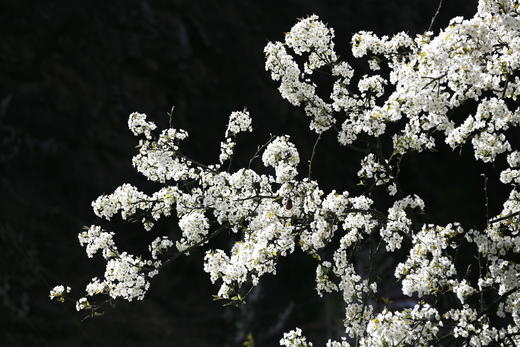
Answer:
[
  {"xmin": 262, "ymin": 136, "xmax": 300, "ymax": 183},
  {"xmin": 280, "ymin": 328, "xmax": 313, "ymax": 347},
  {"xmin": 220, "ymin": 109, "xmax": 252, "ymax": 164},
  {"xmin": 78, "ymin": 225, "xmax": 116, "ymax": 259},
  {"xmin": 49, "ymin": 285, "xmax": 71, "ymax": 303},
  {"xmin": 264, "ymin": 15, "xmax": 336, "ymax": 133},
  {"xmin": 128, "ymin": 112, "xmax": 156, "ymax": 139}
]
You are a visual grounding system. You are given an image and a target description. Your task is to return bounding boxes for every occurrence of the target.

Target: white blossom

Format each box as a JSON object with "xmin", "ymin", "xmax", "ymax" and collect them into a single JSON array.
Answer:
[
  {"xmin": 128, "ymin": 112, "xmax": 156, "ymax": 139},
  {"xmin": 49, "ymin": 285, "xmax": 71, "ymax": 302}
]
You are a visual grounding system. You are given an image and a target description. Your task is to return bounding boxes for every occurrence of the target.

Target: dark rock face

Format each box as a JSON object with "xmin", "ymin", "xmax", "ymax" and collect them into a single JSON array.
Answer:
[{"xmin": 0, "ymin": 1, "xmax": 479, "ymax": 346}]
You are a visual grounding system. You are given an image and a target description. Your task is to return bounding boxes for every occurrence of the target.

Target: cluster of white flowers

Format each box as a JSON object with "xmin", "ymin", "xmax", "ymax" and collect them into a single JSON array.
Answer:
[
  {"xmin": 325, "ymin": 338, "xmax": 350, "ymax": 347},
  {"xmin": 132, "ymin": 126, "xmax": 196, "ymax": 184},
  {"xmin": 380, "ymin": 195, "xmax": 424, "ymax": 251},
  {"xmin": 358, "ymin": 75, "xmax": 386, "ymax": 98},
  {"xmin": 49, "ymin": 285, "xmax": 71, "ymax": 302},
  {"xmin": 91, "ymin": 183, "xmax": 149, "ymax": 221},
  {"xmin": 149, "ymin": 236, "xmax": 174, "ymax": 260},
  {"xmin": 220, "ymin": 109, "xmax": 252, "ymax": 163},
  {"xmin": 128, "ymin": 112, "xmax": 156, "ymax": 139},
  {"xmin": 78, "ymin": 225, "xmax": 116, "ymax": 259},
  {"xmin": 500, "ymin": 150, "xmax": 520, "ymax": 185},
  {"xmin": 104, "ymin": 254, "xmax": 149, "ymax": 299},
  {"xmin": 85, "ymin": 277, "xmax": 108, "ymax": 296},
  {"xmin": 204, "ymin": 199, "xmax": 297, "ymax": 299},
  {"xmin": 280, "ymin": 327, "xmax": 313, "ymax": 347},
  {"xmin": 225, "ymin": 109, "xmax": 252, "ymax": 137},
  {"xmin": 357, "ymin": 153, "xmax": 393, "ymax": 187},
  {"xmin": 315, "ymin": 261, "xmax": 338, "ymax": 296},
  {"xmin": 75, "ymin": 297, "xmax": 90, "ymax": 311},
  {"xmin": 176, "ymin": 211, "xmax": 209, "ymax": 252},
  {"xmin": 262, "ymin": 136, "xmax": 300, "ymax": 183},
  {"xmin": 443, "ymin": 305, "xmax": 501, "ymax": 344},
  {"xmin": 54, "ymin": 0, "xmax": 520, "ymax": 345},
  {"xmin": 452, "ymin": 279, "xmax": 477, "ymax": 304},
  {"xmin": 92, "ymin": 184, "xmax": 180, "ymax": 231},
  {"xmin": 284, "ymin": 15, "xmax": 337, "ymax": 74},
  {"xmin": 446, "ymin": 98, "xmax": 520, "ymax": 162},
  {"xmin": 395, "ymin": 223, "xmax": 462, "ymax": 297},
  {"xmin": 264, "ymin": 15, "xmax": 336, "ymax": 133},
  {"xmin": 351, "ymin": 31, "xmax": 415, "ymax": 61},
  {"xmin": 362, "ymin": 305, "xmax": 441, "ymax": 346}
]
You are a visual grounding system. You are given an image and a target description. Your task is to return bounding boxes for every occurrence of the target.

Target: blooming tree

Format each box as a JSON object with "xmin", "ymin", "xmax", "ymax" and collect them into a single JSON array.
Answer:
[{"xmin": 51, "ymin": 0, "xmax": 520, "ymax": 345}]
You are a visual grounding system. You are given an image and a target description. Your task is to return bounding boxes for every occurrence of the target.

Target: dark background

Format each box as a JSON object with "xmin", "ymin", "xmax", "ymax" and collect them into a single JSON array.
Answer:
[{"xmin": 1, "ymin": 0, "xmax": 504, "ymax": 346}]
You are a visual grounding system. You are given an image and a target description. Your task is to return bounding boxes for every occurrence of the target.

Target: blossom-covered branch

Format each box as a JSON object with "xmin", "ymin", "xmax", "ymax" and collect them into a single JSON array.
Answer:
[{"xmin": 52, "ymin": 0, "xmax": 520, "ymax": 345}]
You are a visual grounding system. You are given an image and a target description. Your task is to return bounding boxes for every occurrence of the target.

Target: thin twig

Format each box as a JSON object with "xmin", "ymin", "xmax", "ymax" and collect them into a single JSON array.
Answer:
[
  {"xmin": 478, "ymin": 254, "xmax": 484, "ymax": 312},
  {"xmin": 167, "ymin": 105, "xmax": 175, "ymax": 128},
  {"xmin": 248, "ymin": 135, "xmax": 275, "ymax": 169},
  {"xmin": 481, "ymin": 173, "xmax": 489, "ymax": 227},
  {"xmin": 428, "ymin": 0, "xmax": 444, "ymax": 32},
  {"xmin": 232, "ymin": 194, "xmax": 278, "ymax": 202},
  {"xmin": 503, "ymin": 77, "xmax": 510, "ymax": 98},
  {"xmin": 421, "ymin": 73, "xmax": 447, "ymax": 90},
  {"xmin": 308, "ymin": 133, "xmax": 322, "ymax": 179},
  {"xmin": 489, "ymin": 210, "xmax": 520, "ymax": 224}
]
